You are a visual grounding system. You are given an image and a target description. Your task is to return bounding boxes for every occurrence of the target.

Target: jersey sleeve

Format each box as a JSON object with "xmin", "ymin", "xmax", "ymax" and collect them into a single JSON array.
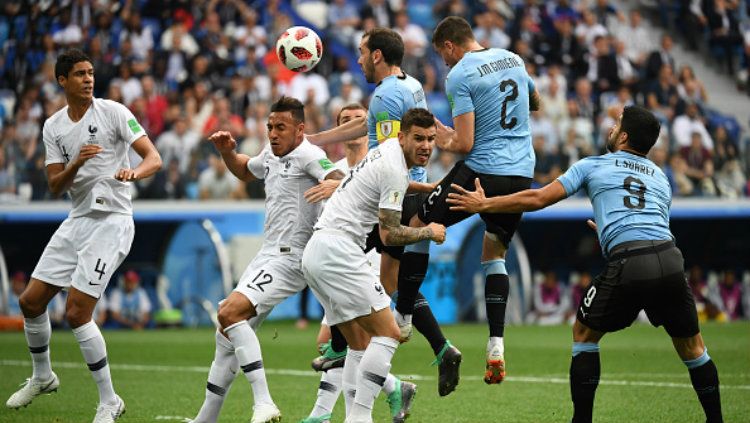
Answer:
[
  {"xmin": 42, "ymin": 121, "xmax": 64, "ymax": 166},
  {"xmin": 446, "ymin": 65, "xmax": 474, "ymax": 118},
  {"xmin": 371, "ymin": 90, "xmax": 405, "ymax": 143},
  {"xmin": 111, "ymin": 101, "xmax": 147, "ymax": 145},
  {"xmin": 556, "ymin": 158, "xmax": 592, "ymax": 196},
  {"xmin": 378, "ymin": 160, "xmax": 408, "ymax": 212},
  {"xmin": 300, "ymin": 144, "xmax": 338, "ymax": 180},
  {"xmin": 247, "ymin": 149, "xmax": 267, "ymax": 180}
]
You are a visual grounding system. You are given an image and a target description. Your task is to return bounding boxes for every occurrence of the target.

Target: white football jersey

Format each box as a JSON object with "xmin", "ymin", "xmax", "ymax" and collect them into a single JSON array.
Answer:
[
  {"xmin": 43, "ymin": 98, "xmax": 146, "ymax": 217},
  {"xmin": 248, "ymin": 139, "xmax": 337, "ymax": 254},
  {"xmin": 315, "ymin": 138, "xmax": 409, "ymax": 248}
]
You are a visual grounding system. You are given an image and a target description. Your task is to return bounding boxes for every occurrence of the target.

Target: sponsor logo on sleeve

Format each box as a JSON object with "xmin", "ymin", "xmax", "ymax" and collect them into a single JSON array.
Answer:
[
  {"xmin": 127, "ymin": 118, "xmax": 142, "ymax": 134},
  {"xmin": 388, "ymin": 190, "xmax": 403, "ymax": 206},
  {"xmin": 318, "ymin": 158, "xmax": 334, "ymax": 170}
]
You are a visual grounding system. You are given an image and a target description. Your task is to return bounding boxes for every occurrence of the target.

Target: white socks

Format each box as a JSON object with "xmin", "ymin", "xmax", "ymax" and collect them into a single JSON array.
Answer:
[
  {"xmin": 309, "ymin": 367, "xmax": 343, "ymax": 417},
  {"xmin": 194, "ymin": 330, "xmax": 239, "ymax": 423},
  {"xmin": 382, "ymin": 373, "xmax": 397, "ymax": 395},
  {"xmin": 341, "ymin": 348, "xmax": 364, "ymax": 415},
  {"xmin": 72, "ymin": 320, "xmax": 117, "ymax": 405},
  {"xmin": 224, "ymin": 321, "xmax": 274, "ymax": 406},
  {"xmin": 349, "ymin": 336, "xmax": 399, "ymax": 421},
  {"xmin": 394, "ymin": 310, "xmax": 412, "ymax": 327},
  {"xmin": 488, "ymin": 336, "xmax": 505, "ymax": 355},
  {"xmin": 24, "ymin": 312, "xmax": 52, "ymax": 381}
]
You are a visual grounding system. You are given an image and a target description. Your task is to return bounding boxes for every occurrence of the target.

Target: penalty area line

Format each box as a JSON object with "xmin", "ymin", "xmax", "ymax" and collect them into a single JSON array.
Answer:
[{"xmin": 1, "ymin": 359, "xmax": 748, "ymax": 391}]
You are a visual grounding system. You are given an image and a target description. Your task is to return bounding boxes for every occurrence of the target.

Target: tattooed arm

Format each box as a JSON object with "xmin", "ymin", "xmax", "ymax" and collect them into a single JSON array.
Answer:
[{"xmin": 378, "ymin": 209, "xmax": 446, "ymax": 246}]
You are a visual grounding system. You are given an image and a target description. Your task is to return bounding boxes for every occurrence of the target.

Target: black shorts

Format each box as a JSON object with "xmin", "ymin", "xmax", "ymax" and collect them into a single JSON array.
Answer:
[
  {"xmin": 577, "ymin": 240, "xmax": 700, "ymax": 338},
  {"xmin": 363, "ymin": 193, "xmax": 427, "ymax": 260},
  {"xmin": 417, "ymin": 161, "xmax": 532, "ymax": 248}
]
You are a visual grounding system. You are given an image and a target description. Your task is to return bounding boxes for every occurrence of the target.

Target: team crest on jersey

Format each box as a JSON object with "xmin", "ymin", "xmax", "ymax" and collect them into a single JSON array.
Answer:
[
  {"xmin": 376, "ymin": 120, "xmax": 400, "ymax": 143},
  {"xmin": 87, "ymin": 124, "xmax": 98, "ymax": 145}
]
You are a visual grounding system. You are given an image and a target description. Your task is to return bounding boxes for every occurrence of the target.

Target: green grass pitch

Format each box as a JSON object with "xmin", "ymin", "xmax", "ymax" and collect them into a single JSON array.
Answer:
[{"xmin": 1, "ymin": 321, "xmax": 748, "ymax": 422}]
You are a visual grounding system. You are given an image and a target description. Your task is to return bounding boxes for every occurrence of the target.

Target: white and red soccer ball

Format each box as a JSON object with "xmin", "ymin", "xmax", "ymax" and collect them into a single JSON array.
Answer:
[{"xmin": 275, "ymin": 26, "xmax": 323, "ymax": 72}]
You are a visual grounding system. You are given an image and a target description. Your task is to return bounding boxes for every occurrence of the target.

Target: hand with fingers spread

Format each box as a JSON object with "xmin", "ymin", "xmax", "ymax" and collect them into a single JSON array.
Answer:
[
  {"xmin": 208, "ymin": 130, "xmax": 237, "ymax": 153},
  {"xmin": 74, "ymin": 144, "xmax": 103, "ymax": 168},
  {"xmin": 114, "ymin": 168, "xmax": 138, "ymax": 181},
  {"xmin": 446, "ymin": 178, "xmax": 487, "ymax": 213},
  {"xmin": 304, "ymin": 179, "xmax": 341, "ymax": 203}
]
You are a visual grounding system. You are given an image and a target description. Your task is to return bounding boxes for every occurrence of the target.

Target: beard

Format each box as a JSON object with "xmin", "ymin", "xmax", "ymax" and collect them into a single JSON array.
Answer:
[{"xmin": 363, "ymin": 60, "xmax": 375, "ymax": 83}]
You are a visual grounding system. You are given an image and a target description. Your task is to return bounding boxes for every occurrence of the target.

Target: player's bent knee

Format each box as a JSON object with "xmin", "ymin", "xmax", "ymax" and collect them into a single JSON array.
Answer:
[
  {"xmin": 217, "ymin": 295, "xmax": 256, "ymax": 329},
  {"xmin": 65, "ymin": 305, "xmax": 92, "ymax": 328},
  {"xmin": 572, "ymin": 319, "xmax": 603, "ymax": 343},
  {"xmin": 18, "ymin": 292, "xmax": 44, "ymax": 317}
]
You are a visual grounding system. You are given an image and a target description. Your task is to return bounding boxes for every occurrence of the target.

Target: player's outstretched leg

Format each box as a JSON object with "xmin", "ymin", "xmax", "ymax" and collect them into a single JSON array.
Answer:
[
  {"xmin": 482, "ymin": 232, "xmax": 511, "ymax": 384},
  {"xmin": 189, "ymin": 330, "xmax": 239, "ymax": 423},
  {"xmin": 6, "ymin": 281, "xmax": 60, "ymax": 410},
  {"xmin": 675, "ymin": 334, "xmax": 723, "ymax": 423},
  {"xmin": 569, "ymin": 320, "xmax": 604, "ymax": 423}
]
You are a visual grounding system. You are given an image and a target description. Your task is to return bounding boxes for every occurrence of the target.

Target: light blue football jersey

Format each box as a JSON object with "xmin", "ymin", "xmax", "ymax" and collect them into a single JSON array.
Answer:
[
  {"xmin": 557, "ymin": 151, "xmax": 674, "ymax": 256},
  {"xmin": 446, "ymin": 48, "xmax": 535, "ymax": 177},
  {"xmin": 367, "ymin": 73, "xmax": 428, "ymax": 182}
]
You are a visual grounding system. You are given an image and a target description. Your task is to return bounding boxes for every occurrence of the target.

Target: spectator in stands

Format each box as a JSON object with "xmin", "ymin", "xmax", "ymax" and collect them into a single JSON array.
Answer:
[
  {"xmin": 588, "ymin": 35, "xmax": 620, "ymax": 94},
  {"xmin": 395, "ymin": 10, "xmax": 429, "ymax": 78},
  {"xmin": 531, "ymin": 110, "xmax": 559, "ymax": 153},
  {"xmin": 673, "ymin": 102, "xmax": 714, "ymax": 150},
  {"xmin": 0, "ymin": 271, "xmax": 26, "ymax": 330},
  {"xmin": 327, "ymin": 0, "xmax": 360, "ymax": 49},
  {"xmin": 571, "ymin": 77, "xmax": 596, "ymax": 122},
  {"xmin": 615, "ymin": 10, "xmax": 651, "ymax": 67},
  {"xmin": 713, "ymin": 126, "xmax": 747, "ymax": 198},
  {"xmin": 591, "ymin": 0, "xmax": 625, "ymax": 27},
  {"xmin": 52, "ymin": 7, "xmax": 84, "ymax": 47},
  {"xmin": 157, "ymin": 114, "xmax": 201, "ymax": 175},
  {"xmin": 140, "ymin": 75, "xmax": 168, "ymax": 138},
  {"xmin": 138, "ymin": 159, "xmax": 187, "ymax": 200},
  {"xmin": 109, "ymin": 270, "xmax": 152, "ymax": 330},
  {"xmin": 533, "ymin": 134, "xmax": 563, "ymax": 186},
  {"xmin": 707, "ymin": 0, "xmax": 744, "ymax": 74},
  {"xmin": 119, "ymin": 8, "xmax": 154, "ymax": 63},
  {"xmin": 360, "ymin": 0, "xmax": 394, "ymax": 28},
  {"xmin": 645, "ymin": 63, "xmax": 679, "ymax": 122},
  {"xmin": 688, "ymin": 265, "xmax": 723, "ymax": 322},
  {"xmin": 198, "ymin": 154, "xmax": 240, "ymax": 200},
  {"xmin": 680, "ymin": 131, "xmax": 717, "ymax": 196},
  {"xmin": 473, "ymin": 10, "xmax": 510, "ymax": 49},
  {"xmin": 527, "ymin": 270, "xmax": 570, "ymax": 325},
  {"xmin": 575, "ymin": 9, "xmax": 608, "ymax": 50},
  {"xmin": 718, "ymin": 270, "xmax": 743, "ymax": 320},
  {"xmin": 667, "ymin": 154, "xmax": 695, "ymax": 196},
  {"xmin": 289, "ymin": 71, "xmax": 330, "ymax": 109},
  {"xmin": 202, "ymin": 96, "xmax": 246, "ymax": 138},
  {"xmin": 549, "ymin": 16, "xmax": 587, "ymax": 79},
  {"xmin": 677, "ymin": 65, "xmax": 709, "ymax": 108},
  {"xmin": 645, "ymin": 34, "xmax": 676, "ymax": 82}
]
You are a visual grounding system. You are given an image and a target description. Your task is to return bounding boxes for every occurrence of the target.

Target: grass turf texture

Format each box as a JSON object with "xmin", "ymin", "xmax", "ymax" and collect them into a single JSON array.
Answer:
[{"xmin": 0, "ymin": 322, "xmax": 747, "ymax": 423}]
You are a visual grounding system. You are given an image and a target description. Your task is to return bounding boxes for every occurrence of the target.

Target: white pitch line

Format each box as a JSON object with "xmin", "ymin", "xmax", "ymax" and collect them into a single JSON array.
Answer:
[{"xmin": 2, "ymin": 359, "xmax": 749, "ymax": 391}]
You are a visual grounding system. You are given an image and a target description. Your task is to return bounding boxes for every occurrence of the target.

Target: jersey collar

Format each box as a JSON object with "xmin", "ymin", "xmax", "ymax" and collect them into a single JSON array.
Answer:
[{"xmin": 376, "ymin": 72, "xmax": 408, "ymax": 87}]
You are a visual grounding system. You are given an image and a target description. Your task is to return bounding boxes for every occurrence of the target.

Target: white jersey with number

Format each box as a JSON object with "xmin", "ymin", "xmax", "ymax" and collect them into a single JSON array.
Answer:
[
  {"xmin": 247, "ymin": 139, "xmax": 337, "ymax": 254},
  {"xmin": 315, "ymin": 138, "xmax": 408, "ymax": 249},
  {"xmin": 42, "ymin": 98, "xmax": 146, "ymax": 217}
]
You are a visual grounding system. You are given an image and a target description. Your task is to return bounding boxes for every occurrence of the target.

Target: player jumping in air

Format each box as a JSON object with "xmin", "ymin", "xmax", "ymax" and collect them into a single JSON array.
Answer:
[{"xmin": 447, "ymin": 105, "xmax": 723, "ymax": 423}]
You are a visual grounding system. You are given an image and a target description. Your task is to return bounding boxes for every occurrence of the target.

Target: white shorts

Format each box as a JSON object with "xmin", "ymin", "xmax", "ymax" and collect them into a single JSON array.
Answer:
[
  {"xmin": 32, "ymin": 212, "xmax": 135, "ymax": 299},
  {"xmin": 320, "ymin": 249, "xmax": 381, "ymax": 327},
  {"xmin": 233, "ymin": 253, "xmax": 306, "ymax": 316},
  {"xmin": 302, "ymin": 230, "xmax": 391, "ymax": 326}
]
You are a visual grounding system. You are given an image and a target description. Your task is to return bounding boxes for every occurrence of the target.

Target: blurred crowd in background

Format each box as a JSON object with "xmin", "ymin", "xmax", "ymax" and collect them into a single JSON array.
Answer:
[{"xmin": 0, "ymin": 0, "xmax": 749, "ymax": 203}]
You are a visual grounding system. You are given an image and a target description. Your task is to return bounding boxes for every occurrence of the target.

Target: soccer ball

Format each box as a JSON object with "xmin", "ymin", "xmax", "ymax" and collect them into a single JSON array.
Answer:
[{"xmin": 275, "ymin": 26, "xmax": 323, "ymax": 72}]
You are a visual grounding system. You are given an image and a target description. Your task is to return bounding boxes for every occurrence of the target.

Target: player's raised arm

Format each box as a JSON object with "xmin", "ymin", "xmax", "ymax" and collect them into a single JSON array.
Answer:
[
  {"xmin": 207, "ymin": 130, "xmax": 256, "ymax": 182},
  {"xmin": 447, "ymin": 178, "xmax": 567, "ymax": 213},
  {"xmin": 306, "ymin": 116, "xmax": 367, "ymax": 146},
  {"xmin": 378, "ymin": 208, "xmax": 445, "ymax": 246}
]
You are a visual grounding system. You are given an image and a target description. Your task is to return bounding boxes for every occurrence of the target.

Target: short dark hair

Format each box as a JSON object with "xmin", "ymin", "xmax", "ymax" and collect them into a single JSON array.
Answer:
[
  {"xmin": 432, "ymin": 16, "xmax": 475, "ymax": 47},
  {"xmin": 621, "ymin": 105, "xmax": 661, "ymax": 154},
  {"xmin": 336, "ymin": 103, "xmax": 367, "ymax": 126},
  {"xmin": 401, "ymin": 108, "xmax": 435, "ymax": 133},
  {"xmin": 55, "ymin": 49, "xmax": 92, "ymax": 80},
  {"xmin": 363, "ymin": 28, "xmax": 404, "ymax": 66},
  {"xmin": 270, "ymin": 96, "xmax": 305, "ymax": 123}
]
